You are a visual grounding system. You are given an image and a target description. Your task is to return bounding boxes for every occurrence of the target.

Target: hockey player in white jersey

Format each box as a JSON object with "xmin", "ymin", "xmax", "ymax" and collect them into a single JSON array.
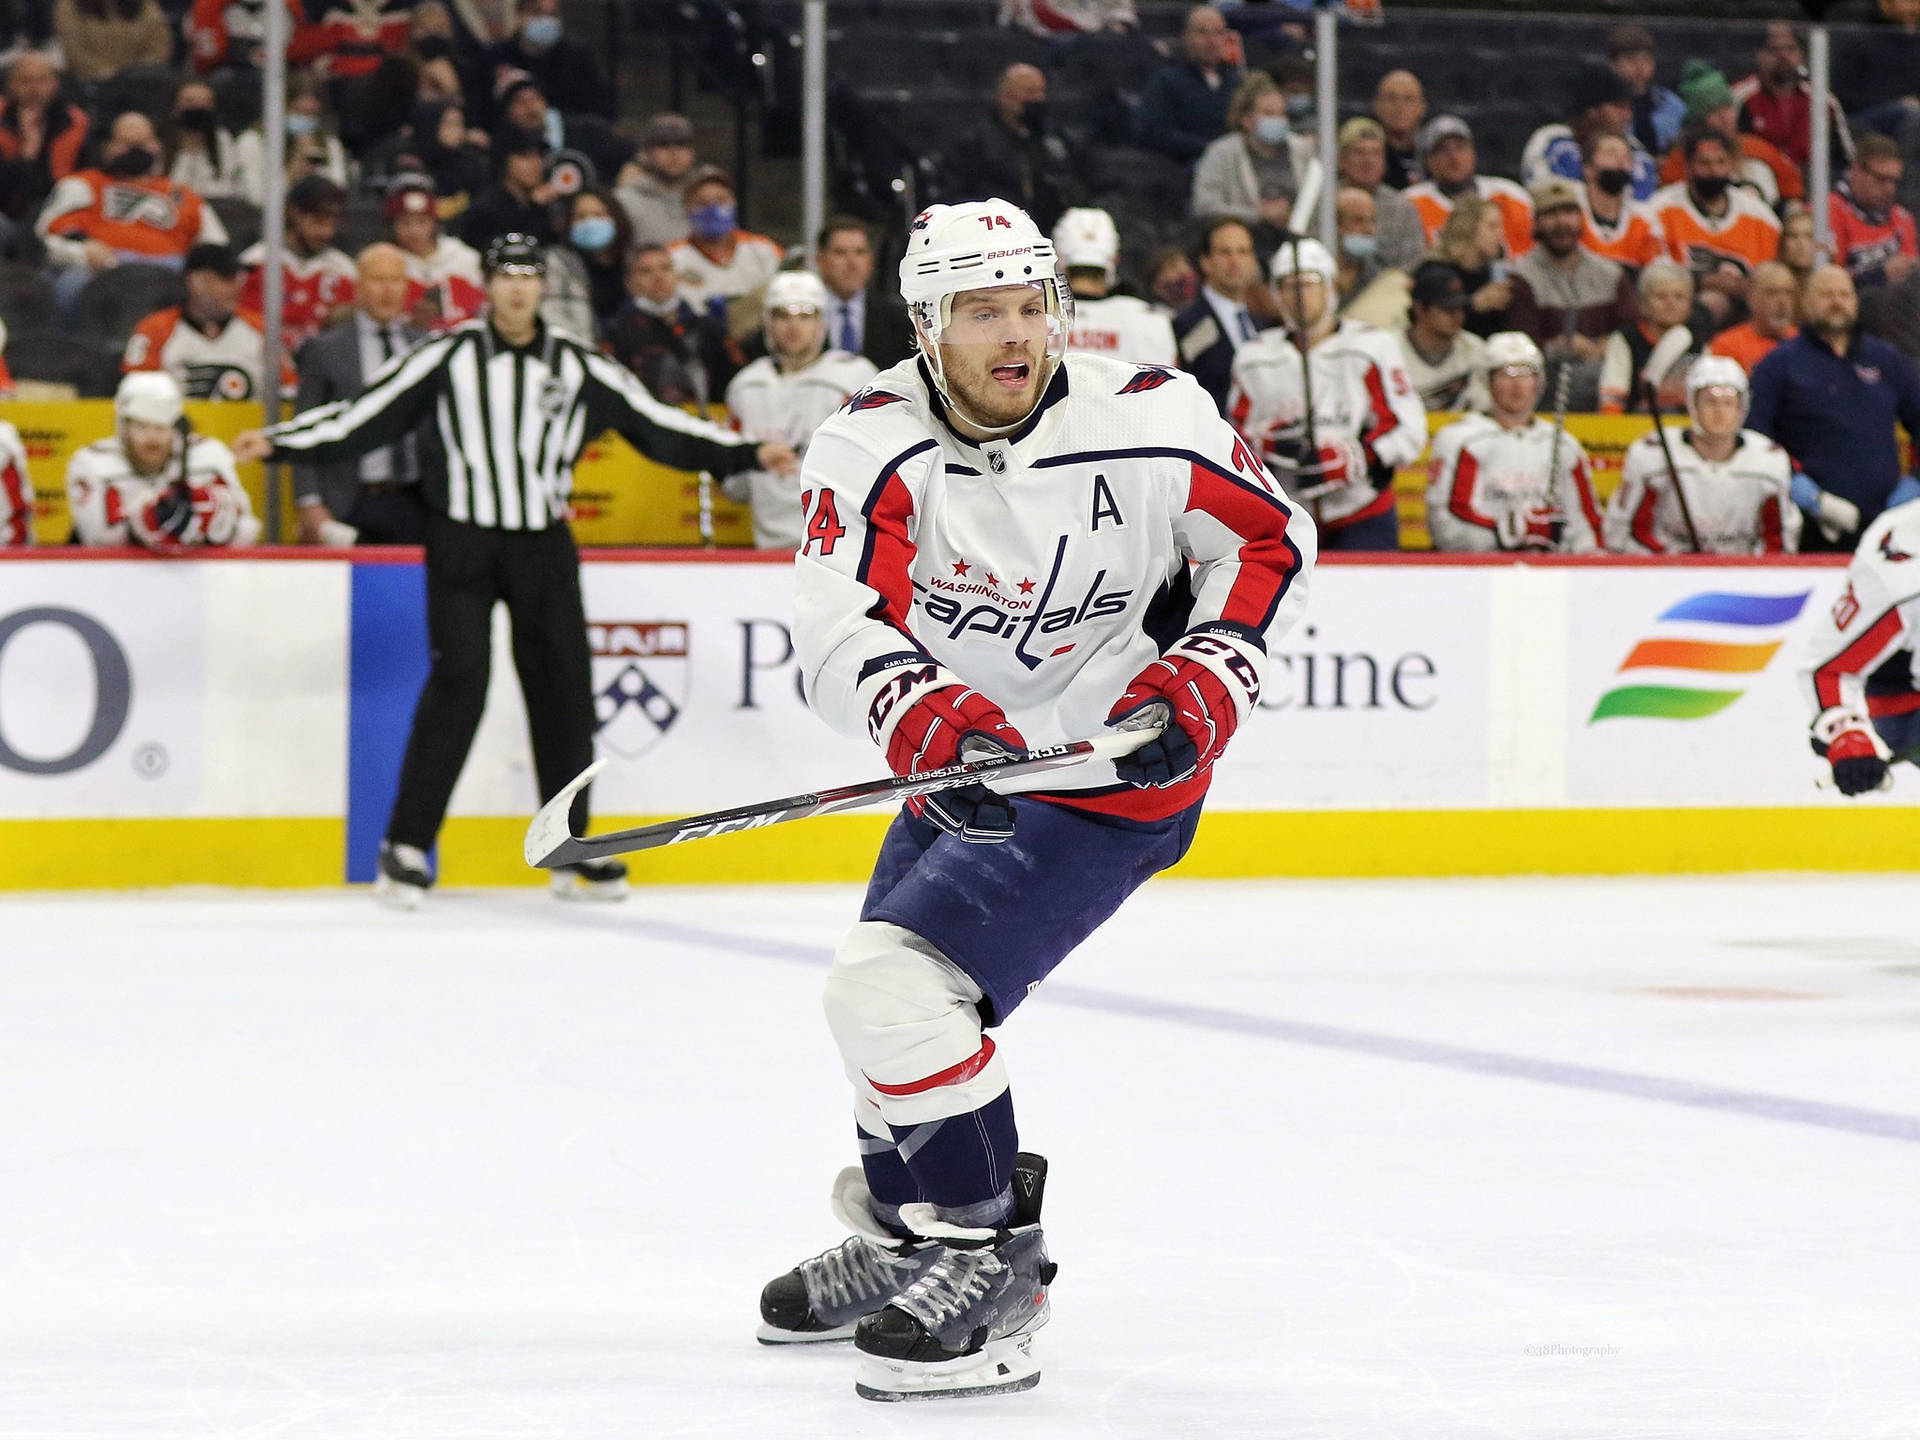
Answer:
[
  {"xmin": 764, "ymin": 199, "xmax": 1314, "ymax": 1400},
  {"xmin": 66, "ymin": 371, "xmax": 259, "ymax": 549},
  {"xmin": 1427, "ymin": 332, "xmax": 1605, "ymax": 553},
  {"xmin": 1604, "ymin": 355, "xmax": 1799, "ymax": 555},
  {"xmin": 1226, "ymin": 235, "xmax": 1425, "ymax": 549},
  {"xmin": 1800, "ymin": 498, "xmax": 1920, "ymax": 794},
  {"xmin": 722, "ymin": 271, "xmax": 878, "ymax": 548},
  {"xmin": 1051, "ymin": 206, "xmax": 1177, "ymax": 367},
  {"xmin": 0, "ymin": 410, "xmax": 31, "ymax": 546}
]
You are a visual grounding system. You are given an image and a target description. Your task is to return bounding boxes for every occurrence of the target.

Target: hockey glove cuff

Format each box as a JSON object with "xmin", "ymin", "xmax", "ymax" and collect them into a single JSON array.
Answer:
[{"xmin": 1106, "ymin": 629, "xmax": 1264, "ymax": 788}]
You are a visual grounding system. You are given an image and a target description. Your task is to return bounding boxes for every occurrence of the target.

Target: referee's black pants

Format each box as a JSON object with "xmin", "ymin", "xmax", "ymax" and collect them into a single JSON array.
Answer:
[{"xmin": 387, "ymin": 513, "xmax": 596, "ymax": 851}]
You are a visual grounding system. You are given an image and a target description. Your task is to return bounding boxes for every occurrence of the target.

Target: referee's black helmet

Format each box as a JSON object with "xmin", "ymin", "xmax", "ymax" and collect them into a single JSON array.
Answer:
[{"xmin": 483, "ymin": 233, "xmax": 547, "ymax": 277}]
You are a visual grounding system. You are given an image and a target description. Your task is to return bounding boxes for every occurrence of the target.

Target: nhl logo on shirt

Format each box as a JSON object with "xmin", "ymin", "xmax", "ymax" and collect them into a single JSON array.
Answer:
[
  {"xmin": 538, "ymin": 376, "xmax": 569, "ymax": 420},
  {"xmin": 987, "ymin": 450, "xmax": 1006, "ymax": 474},
  {"xmin": 588, "ymin": 620, "xmax": 690, "ymax": 759},
  {"xmin": 1856, "ymin": 364, "xmax": 1881, "ymax": 385}
]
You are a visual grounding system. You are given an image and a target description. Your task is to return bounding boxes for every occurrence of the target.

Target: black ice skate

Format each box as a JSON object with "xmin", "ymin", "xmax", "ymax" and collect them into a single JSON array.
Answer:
[
  {"xmin": 852, "ymin": 1152, "xmax": 1055, "ymax": 1402},
  {"xmin": 373, "ymin": 841, "xmax": 431, "ymax": 911},
  {"xmin": 549, "ymin": 856, "xmax": 629, "ymax": 902},
  {"xmin": 757, "ymin": 1168, "xmax": 942, "ymax": 1344}
]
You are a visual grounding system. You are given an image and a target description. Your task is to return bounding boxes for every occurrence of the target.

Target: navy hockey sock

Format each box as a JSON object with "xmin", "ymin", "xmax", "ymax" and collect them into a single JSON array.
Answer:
[
  {"xmin": 890, "ymin": 1091, "xmax": 1020, "ymax": 1230},
  {"xmin": 856, "ymin": 1118, "xmax": 923, "ymax": 1239}
]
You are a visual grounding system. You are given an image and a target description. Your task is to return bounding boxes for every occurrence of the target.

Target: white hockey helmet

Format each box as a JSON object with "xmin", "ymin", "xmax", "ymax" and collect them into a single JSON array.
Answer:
[
  {"xmin": 1483, "ymin": 331, "xmax": 1545, "ymax": 375},
  {"xmin": 762, "ymin": 268, "xmax": 830, "ymax": 318},
  {"xmin": 1269, "ymin": 235, "xmax": 1338, "ymax": 288},
  {"xmin": 1051, "ymin": 206, "xmax": 1121, "ymax": 285},
  {"xmin": 898, "ymin": 198, "xmax": 1071, "ymax": 431},
  {"xmin": 115, "ymin": 370, "xmax": 185, "ymax": 429},
  {"xmin": 1685, "ymin": 353, "xmax": 1749, "ymax": 424}
]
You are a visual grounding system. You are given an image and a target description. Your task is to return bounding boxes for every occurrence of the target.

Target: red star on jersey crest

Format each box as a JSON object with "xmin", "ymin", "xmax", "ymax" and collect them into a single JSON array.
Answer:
[
  {"xmin": 1018, "ymin": 577, "xmax": 1036, "ymax": 594},
  {"xmin": 986, "ymin": 572, "xmax": 999, "ymax": 585},
  {"xmin": 952, "ymin": 559, "xmax": 970, "ymax": 576}
]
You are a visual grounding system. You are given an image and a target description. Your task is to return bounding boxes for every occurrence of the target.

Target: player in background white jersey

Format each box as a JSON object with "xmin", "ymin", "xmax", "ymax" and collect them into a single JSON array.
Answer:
[
  {"xmin": 1427, "ymin": 331, "xmax": 1604, "ymax": 553},
  {"xmin": 722, "ymin": 271, "xmax": 878, "ymax": 548},
  {"xmin": 765, "ymin": 199, "xmax": 1313, "ymax": 1400},
  {"xmin": 66, "ymin": 371, "xmax": 259, "ymax": 548},
  {"xmin": 1605, "ymin": 355, "xmax": 1799, "ymax": 555},
  {"xmin": 1226, "ymin": 235, "xmax": 1425, "ymax": 549},
  {"xmin": 1051, "ymin": 206, "xmax": 1177, "ymax": 367},
  {"xmin": 1799, "ymin": 498, "xmax": 1920, "ymax": 794},
  {"xmin": 0, "ymin": 410, "xmax": 32, "ymax": 545}
]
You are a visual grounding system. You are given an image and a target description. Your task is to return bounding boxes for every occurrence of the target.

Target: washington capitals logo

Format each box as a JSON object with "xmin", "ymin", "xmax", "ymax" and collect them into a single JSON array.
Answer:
[
  {"xmin": 844, "ymin": 387, "xmax": 906, "ymax": 414},
  {"xmin": 1118, "ymin": 366, "xmax": 1176, "ymax": 395},
  {"xmin": 1881, "ymin": 532, "xmax": 1913, "ymax": 564},
  {"xmin": 909, "ymin": 209, "xmax": 934, "ymax": 233}
]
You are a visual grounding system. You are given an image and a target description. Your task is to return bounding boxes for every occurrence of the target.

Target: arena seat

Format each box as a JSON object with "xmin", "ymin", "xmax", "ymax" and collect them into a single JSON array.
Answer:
[
  {"xmin": 76, "ymin": 265, "xmax": 185, "ymax": 351},
  {"xmin": 0, "ymin": 263, "xmax": 55, "ymax": 335},
  {"xmin": 6, "ymin": 330, "xmax": 122, "ymax": 397}
]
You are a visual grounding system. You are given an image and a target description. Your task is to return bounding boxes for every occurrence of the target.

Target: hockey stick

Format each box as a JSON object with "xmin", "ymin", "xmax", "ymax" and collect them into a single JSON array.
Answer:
[
  {"xmin": 524, "ymin": 726, "xmax": 1163, "ymax": 867},
  {"xmin": 1639, "ymin": 325, "xmax": 1703, "ymax": 553},
  {"xmin": 1541, "ymin": 306, "xmax": 1578, "ymax": 547},
  {"xmin": 1284, "ymin": 236, "xmax": 1322, "ymax": 523}
]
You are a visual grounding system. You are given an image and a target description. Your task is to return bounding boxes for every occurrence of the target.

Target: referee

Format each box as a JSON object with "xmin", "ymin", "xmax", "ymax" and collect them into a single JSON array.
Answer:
[{"xmin": 234, "ymin": 234, "xmax": 795, "ymax": 908}]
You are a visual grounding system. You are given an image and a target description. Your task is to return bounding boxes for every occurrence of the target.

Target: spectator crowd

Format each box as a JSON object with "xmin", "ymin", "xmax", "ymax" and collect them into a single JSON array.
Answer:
[{"xmin": 2, "ymin": 0, "xmax": 1920, "ymax": 560}]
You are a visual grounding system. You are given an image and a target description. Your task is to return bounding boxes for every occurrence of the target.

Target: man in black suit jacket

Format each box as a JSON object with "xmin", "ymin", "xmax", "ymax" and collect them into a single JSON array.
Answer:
[
  {"xmin": 814, "ymin": 215, "xmax": 917, "ymax": 370},
  {"xmin": 1174, "ymin": 217, "xmax": 1265, "ymax": 415},
  {"xmin": 293, "ymin": 243, "xmax": 437, "ymax": 546}
]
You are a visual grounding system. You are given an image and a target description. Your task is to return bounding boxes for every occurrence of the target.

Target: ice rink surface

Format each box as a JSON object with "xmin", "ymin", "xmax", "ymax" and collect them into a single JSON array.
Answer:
[{"xmin": 4, "ymin": 875, "xmax": 1919, "ymax": 1440}]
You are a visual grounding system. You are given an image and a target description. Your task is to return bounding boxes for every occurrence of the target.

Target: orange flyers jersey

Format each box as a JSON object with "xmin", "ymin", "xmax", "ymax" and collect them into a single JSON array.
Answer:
[
  {"xmin": 1404, "ymin": 175, "xmax": 1535, "ymax": 258},
  {"xmin": 38, "ymin": 170, "xmax": 224, "ymax": 260},
  {"xmin": 1649, "ymin": 182, "xmax": 1781, "ymax": 279},
  {"xmin": 1579, "ymin": 195, "xmax": 1668, "ymax": 270},
  {"xmin": 123, "ymin": 307, "xmax": 297, "ymax": 400}
]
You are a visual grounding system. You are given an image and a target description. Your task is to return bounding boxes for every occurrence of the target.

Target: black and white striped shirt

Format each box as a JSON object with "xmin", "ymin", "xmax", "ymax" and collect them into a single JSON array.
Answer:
[{"xmin": 265, "ymin": 318, "xmax": 758, "ymax": 530}]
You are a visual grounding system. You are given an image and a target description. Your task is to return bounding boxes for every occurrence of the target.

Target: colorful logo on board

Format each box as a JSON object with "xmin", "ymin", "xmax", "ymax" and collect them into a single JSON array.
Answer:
[{"xmin": 1590, "ymin": 590, "xmax": 1811, "ymax": 722}]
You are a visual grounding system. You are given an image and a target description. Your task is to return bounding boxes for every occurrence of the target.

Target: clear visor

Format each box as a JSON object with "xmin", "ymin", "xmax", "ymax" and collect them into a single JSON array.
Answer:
[
  {"xmin": 1688, "ymin": 383, "xmax": 1748, "ymax": 423},
  {"xmin": 911, "ymin": 279, "xmax": 1071, "ymax": 431}
]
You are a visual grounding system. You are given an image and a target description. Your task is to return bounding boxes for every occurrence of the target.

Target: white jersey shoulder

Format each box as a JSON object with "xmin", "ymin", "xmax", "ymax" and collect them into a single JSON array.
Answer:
[{"xmin": 1065, "ymin": 294, "xmax": 1178, "ymax": 367}]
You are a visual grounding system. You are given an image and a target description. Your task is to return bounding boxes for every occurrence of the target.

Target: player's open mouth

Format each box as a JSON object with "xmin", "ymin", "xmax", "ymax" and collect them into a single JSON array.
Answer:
[{"xmin": 990, "ymin": 361, "xmax": 1032, "ymax": 389}]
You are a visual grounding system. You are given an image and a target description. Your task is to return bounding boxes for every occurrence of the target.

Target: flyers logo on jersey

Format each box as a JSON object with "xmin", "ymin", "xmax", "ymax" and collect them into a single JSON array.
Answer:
[
  {"xmin": 1117, "ymin": 367, "xmax": 1175, "ymax": 395},
  {"xmin": 844, "ymin": 388, "xmax": 906, "ymax": 414},
  {"xmin": 103, "ymin": 184, "xmax": 180, "ymax": 230}
]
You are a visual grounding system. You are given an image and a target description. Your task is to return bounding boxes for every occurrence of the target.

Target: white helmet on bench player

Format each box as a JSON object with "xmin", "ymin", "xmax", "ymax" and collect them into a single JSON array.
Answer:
[
  {"xmin": 1052, "ymin": 206, "xmax": 1120, "ymax": 286},
  {"xmin": 899, "ymin": 198, "xmax": 1070, "ymax": 432},
  {"xmin": 115, "ymin": 370, "xmax": 185, "ymax": 430},
  {"xmin": 1483, "ymin": 331, "xmax": 1545, "ymax": 376},
  {"xmin": 1685, "ymin": 353, "xmax": 1749, "ymax": 424}
]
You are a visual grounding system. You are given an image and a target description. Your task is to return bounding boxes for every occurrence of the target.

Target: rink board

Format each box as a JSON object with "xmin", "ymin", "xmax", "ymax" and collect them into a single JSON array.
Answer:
[{"xmin": 0, "ymin": 550, "xmax": 1907, "ymax": 889}]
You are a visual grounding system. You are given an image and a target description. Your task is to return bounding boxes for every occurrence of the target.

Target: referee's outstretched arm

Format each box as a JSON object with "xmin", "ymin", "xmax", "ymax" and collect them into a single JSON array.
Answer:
[
  {"xmin": 251, "ymin": 333, "xmax": 458, "ymax": 466},
  {"xmin": 578, "ymin": 348, "xmax": 762, "ymax": 478}
]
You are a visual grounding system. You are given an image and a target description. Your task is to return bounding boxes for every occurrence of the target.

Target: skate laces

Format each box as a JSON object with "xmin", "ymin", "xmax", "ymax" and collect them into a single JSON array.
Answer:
[
  {"xmin": 895, "ymin": 1246, "xmax": 1004, "ymax": 1327},
  {"xmin": 801, "ymin": 1235, "xmax": 907, "ymax": 1309}
]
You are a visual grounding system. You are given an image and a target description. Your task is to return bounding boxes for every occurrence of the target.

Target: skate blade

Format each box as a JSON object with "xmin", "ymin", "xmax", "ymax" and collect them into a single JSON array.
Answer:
[
  {"xmin": 754, "ymin": 1320, "xmax": 857, "ymax": 1345},
  {"xmin": 549, "ymin": 873, "xmax": 629, "ymax": 903},
  {"xmin": 854, "ymin": 1333, "xmax": 1041, "ymax": 1401},
  {"xmin": 372, "ymin": 875, "xmax": 424, "ymax": 911}
]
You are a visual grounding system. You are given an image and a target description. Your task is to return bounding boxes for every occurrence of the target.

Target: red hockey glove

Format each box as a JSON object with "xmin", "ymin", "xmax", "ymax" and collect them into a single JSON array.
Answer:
[
  {"xmin": 1289, "ymin": 437, "xmax": 1370, "ymax": 500},
  {"xmin": 1105, "ymin": 632, "xmax": 1260, "ymax": 788},
  {"xmin": 1827, "ymin": 728, "xmax": 1891, "ymax": 796},
  {"xmin": 132, "ymin": 482, "xmax": 241, "ymax": 550},
  {"xmin": 877, "ymin": 674, "xmax": 1027, "ymax": 843},
  {"xmin": 1813, "ymin": 706, "xmax": 1892, "ymax": 796},
  {"xmin": 1496, "ymin": 502, "xmax": 1560, "ymax": 552}
]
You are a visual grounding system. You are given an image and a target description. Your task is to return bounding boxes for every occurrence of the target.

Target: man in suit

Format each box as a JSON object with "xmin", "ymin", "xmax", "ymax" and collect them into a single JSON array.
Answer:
[
  {"xmin": 1174, "ymin": 217, "xmax": 1264, "ymax": 414},
  {"xmin": 293, "ymin": 243, "xmax": 436, "ymax": 546},
  {"xmin": 813, "ymin": 215, "xmax": 916, "ymax": 370}
]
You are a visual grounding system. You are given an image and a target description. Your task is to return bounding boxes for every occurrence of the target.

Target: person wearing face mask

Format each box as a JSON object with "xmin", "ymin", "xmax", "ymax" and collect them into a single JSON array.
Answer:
[
  {"xmin": 665, "ymin": 165, "xmax": 782, "ymax": 320},
  {"xmin": 1145, "ymin": 245, "xmax": 1199, "ymax": 317},
  {"xmin": 1578, "ymin": 129, "xmax": 1667, "ymax": 272},
  {"xmin": 1649, "ymin": 127, "xmax": 1781, "ymax": 329},
  {"xmin": 164, "ymin": 79, "xmax": 238, "ymax": 202},
  {"xmin": 1332, "ymin": 185, "xmax": 1410, "ymax": 329},
  {"xmin": 1191, "ymin": 71, "xmax": 1320, "ymax": 236},
  {"xmin": 229, "ymin": 70, "xmax": 352, "ymax": 207},
  {"xmin": 1335, "ymin": 117, "xmax": 1425, "ymax": 273},
  {"xmin": 1520, "ymin": 61, "xmax": 1658, "ymax": 203},
  {"xmin": 945, "ymin": 63, "xmax": 1083, "ymax": 234},
  {"xmin": 480, "ymin": 0, "xmax": 612, "ymax": 124},
  {"xmin": 375, "ymin": 99, "xmax": 489, "ymax": 218},
  {"xmin": 37, "ymin": 110, "xmax": 229, "ymax": 320},
  {"xmin": 602, "ymin": 240, "xmax": 742, "ymax": 405},
  {"xmin": 540, "ymin": 186, "xmax": 633, "ymax": 339}
]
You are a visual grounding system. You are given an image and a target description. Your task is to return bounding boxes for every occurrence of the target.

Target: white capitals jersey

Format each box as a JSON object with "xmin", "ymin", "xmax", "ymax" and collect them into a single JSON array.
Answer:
[
  {"xmin": 1064, "ymin": 294, "xmax": 1177, "ymax": 368},
  {"xmin": 1226, "ymin": 319, "xmax": 1426, "ymax": 528},
  {"xmin": 404, "ymin": 234, "xmax": 483, "ymax": 288},
  {"xmin": 793, "ymin": 353, "xmax": 1316, "ymax": 822},
  {"xmin": 1604, "ymin": 427, "xmax": 1798, "ymax": 556},
  {"xmin": 1426, "ymin": 413, "xmax": 1604, "ymax": 553},
  {"xmin": 65, "ymin": 433, "xmax": 259, "ymax": 548},
  {"xmin": 722, "ymin": 348, "xmax": 878, "ymax": 549},
  {"xmin": 1800, "ymin": 500, "xmax": 1920, "ymax": 734}
]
